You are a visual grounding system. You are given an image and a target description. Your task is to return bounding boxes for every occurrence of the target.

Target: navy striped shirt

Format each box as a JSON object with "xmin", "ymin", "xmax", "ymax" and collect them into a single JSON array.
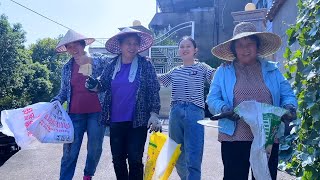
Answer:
[{"xmin": 158, "ymin": 62, "xmax": 215, "ymax": 108}]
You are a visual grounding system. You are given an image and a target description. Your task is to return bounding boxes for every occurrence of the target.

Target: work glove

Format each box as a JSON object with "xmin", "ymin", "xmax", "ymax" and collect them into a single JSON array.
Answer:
[
  {"xmin": 281, "ymin": 104, "xmax": 297, "ymax": 123},
  {"xmin": 211, "ymin": 105, "xmax": 240, "ymax": 121},
  {"xmin": 85, "ymin": 76, "xmax": 99, "ymax": 92},
  {"xmin": 281, "ymin": 104, "xmax": 297, "ymax": 136},
  {"xmin": 147, "ymin": 112, "xmax": 162, "ymax": 132}
]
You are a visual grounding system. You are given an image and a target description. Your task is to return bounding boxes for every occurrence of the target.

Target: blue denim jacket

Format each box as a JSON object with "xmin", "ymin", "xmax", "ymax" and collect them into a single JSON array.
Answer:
[
  {"xmin": 206, "ymin": 58, "xmax": 298, "ymax": 136},
  {"xmin": 52, "ymin": 56, "xmax": 110, "ymax": 112}
]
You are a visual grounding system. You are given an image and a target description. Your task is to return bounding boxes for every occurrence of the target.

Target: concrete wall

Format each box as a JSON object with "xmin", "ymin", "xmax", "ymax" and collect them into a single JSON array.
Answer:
[
  {"xmin": 271, "ymin": 0, "xmax": 299, "ymax": 72},
  {"xmin": 149, "ymin": 0, "xmax": 251, "ymax": 62},
  {"xmin": 150, "ymin": 9, "xmax": 215, "ymax": 61},
  {"xmin": 215, "ymin": 0, "xmax": 252, "ymax": 44}
]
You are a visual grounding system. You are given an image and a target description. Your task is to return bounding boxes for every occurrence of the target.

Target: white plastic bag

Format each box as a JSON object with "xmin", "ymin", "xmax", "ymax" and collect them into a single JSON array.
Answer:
[
  {"xmin": 234, "ymin": 101, "xmax": 287, "ymax": 180},
  {"xmin": 0, "ymin": 101, "xmax": 74, "ymax": 149},
  {"xmin": 27, "ymin": 101, "xmax": 74, "ymax": 143},
  {"xmin": 0, "ymin": 102, "xmax": 50, "ymax": 148}
]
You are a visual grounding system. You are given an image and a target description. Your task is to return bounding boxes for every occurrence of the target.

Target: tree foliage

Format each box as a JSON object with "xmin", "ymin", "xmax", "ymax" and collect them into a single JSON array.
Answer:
[
  {"xmin": 281, "ymin": 0, "xmax": 320, "ymax": 179},
  {"xmin": 29, "ymin": 37, "xmax": 69, "ymax": 99},
  {"xmin": 0, "ymin": 14, "xmax": 68, "ymax": 111},
  {"xmin": 0, "ymin": 14, "xmax": 29, "ymax": 109}
]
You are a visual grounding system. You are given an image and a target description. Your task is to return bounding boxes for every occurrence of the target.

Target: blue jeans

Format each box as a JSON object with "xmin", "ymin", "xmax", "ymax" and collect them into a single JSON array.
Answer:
[
  {"xmin": 60, "ymin": 112, "xmax": 106, "ymax": 180},
  {"xmin": 169, "ymin": 101, "xmax": 205, "ymax": 180}
]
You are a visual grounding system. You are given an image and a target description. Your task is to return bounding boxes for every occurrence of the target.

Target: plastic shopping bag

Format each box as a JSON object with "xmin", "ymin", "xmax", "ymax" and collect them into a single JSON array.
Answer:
[
  {"xmin": 234, "ymin": 101, "xmax": 287, "ymax": 180},
  {"xmin": 27, "ymin": 101, "xmax": 74, "ymax": 143},
  {"xmin": 144, "ymin": 132, "xmax": 167, "ymax": 180},
  {"xmin": 0, "ymin": 102, "xmax": 51, "ymax": 148},
  {"xmin": 144, "ymin": 132, "xmax": 181, "ymax": 180},
  {"xmin": 154, "ymin": 137, "xmax": 181, "ymax": 180}
]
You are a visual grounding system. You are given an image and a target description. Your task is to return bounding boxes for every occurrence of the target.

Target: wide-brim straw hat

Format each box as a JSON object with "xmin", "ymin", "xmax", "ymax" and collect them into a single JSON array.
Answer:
[
  {"xmin": 55, "ymin": 29, "xmax": 95, "ymax": 53},
  {"xmin": 105, "ymin": 27, "xmax": 153, "ymax": 54},
  {"xmin": 211, "ymin": 22, "xmax": 282, "ymax": 61}
]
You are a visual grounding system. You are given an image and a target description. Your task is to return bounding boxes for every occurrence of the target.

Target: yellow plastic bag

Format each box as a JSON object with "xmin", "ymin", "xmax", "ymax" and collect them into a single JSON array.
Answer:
[
  {"xmin": 144, "ymin": 132, "xmax": 167, "ymax": 180},
  {"xmin": 154, "ymin": 138, "xmax": 181, "ymax": 180}
]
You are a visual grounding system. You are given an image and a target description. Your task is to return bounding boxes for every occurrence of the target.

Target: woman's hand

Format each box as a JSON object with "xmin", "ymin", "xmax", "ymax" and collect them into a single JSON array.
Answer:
[
  {"xmin": 281, "ymin": 104, "xmax": 297, "ymax": 122},
  {"xmin": 147, "ymin": 112, "xmax": 162, "ymax": 132},
  {"xmin": 215, "ymin": 106, "xmax": 240, "ymax": 121},
  {"xmin": 85, "ymin": 76, "xmax": 99, "ymax": 92}
]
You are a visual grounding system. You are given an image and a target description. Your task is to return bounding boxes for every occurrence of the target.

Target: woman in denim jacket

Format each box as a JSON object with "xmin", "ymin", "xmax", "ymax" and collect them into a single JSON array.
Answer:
[
  {"xmin": 86, "ymin": 28, "xmax": 161, "ymax": 180},
  {"xmin": 52, "ymin": 30, "xmax": 108, "ymax": 180},
  {"xmin": 206, "ymin": 22, "xmax": 297, "ymax": 180}
]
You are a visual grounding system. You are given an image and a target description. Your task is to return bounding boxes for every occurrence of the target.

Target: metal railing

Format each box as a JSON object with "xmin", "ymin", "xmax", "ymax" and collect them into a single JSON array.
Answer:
[{"xmin": 154, "ymin": 21, "xmax": 194, "ymax": 45}]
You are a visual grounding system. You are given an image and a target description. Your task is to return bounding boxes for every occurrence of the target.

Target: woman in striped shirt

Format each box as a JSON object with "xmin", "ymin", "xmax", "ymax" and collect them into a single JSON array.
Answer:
[{"xmin": 158, "ymin": 36, "xmax": 215, "ymax": 180}]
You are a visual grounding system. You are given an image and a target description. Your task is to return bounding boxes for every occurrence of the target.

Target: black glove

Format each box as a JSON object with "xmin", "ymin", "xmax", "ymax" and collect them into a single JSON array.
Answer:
[
  {"xmin": 281, "ymin": 104, "xmax": 297, "ymax": 123},
  {"xmin": 211, "ymin": 106, "xmax": 240, "ymax": 121},
  {"xmin": 282, "ymin": 104, "xmax": 297, "ymax": 136},
  {"xmin": 85, "ymin": 76, "xmax": 99, "ymax": 91}
]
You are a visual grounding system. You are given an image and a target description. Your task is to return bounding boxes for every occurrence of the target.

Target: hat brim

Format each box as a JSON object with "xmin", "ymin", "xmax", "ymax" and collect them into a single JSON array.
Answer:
[
  {"xmin": 105, "ymin": 31, "xmax": 153, "ymax": 54},
  {"xmin": 56, "ymin": 38, "xmax": 95, "ymax": 53},
  {"xmin": 211, "ymin": 32, "xmax": 282, "ymax": 61}
]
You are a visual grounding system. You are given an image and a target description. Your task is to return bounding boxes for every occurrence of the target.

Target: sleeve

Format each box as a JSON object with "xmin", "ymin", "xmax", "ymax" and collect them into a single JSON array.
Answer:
[
  {"xmin": 201, "ymin": 62, "xmax": 216, "ymax": 83},
  {"xmin": 51, "ymin": 66, "xmax": 67, "ymax": 103},
  {"xmin": 206, "ymin": 66, "xmax": 228, "ymax": 114},
  {"xmin": 147, "ymin": 61, "xmax": 161, "ymax": 114},
  {"xmin": 92, "ymin": 55, "xmax": 110, "ymax": 77},
  {"xmin": 157, "ymin": 68, "xmax": 173, "ymax": 87},
  {"xmin": 277, "ymin": 69, "xmax": 298, "ymax": 108},
  {"xmin": 98, "ymin": 63, "xmax": 111, "ymax": 92}
]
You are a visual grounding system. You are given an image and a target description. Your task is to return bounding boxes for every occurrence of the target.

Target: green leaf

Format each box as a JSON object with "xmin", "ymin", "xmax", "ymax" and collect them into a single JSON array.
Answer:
[
  {"xmin": 284, "ymin": 47, "xmax": 292, "ymax": 59},
  {"xmin": 289, "ymin": 64, "xmax": 298, "ymax": 73},
  {"xmin": 309, "ymin": 104, "xmax": 319, "ymax": 120}
]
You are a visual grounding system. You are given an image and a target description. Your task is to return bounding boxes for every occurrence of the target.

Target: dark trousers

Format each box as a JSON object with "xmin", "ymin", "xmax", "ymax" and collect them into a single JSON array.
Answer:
[
  {"xmin": 221, "ymin": 141, "xmax": 279, "ymax": 180},
  {"xmin": 110, "ymin": 122, "xmax": 148, "ymax": 180}
]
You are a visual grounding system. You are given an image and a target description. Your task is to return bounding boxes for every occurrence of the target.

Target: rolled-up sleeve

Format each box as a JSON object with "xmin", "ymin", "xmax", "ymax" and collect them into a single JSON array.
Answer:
[
  {"xmin": 277, "ymin": 69, "xmax": 298, "ymax": 107},
  {"xmin": 158, "ymin": 69, "xmax": 173, "ymax": 87}
]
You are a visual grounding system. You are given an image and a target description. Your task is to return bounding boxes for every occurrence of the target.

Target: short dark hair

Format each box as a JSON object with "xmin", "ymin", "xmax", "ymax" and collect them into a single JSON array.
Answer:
[
  {"xmin": 118, "ymin": 33, "xmax": 141, "ymax": 45},
  {"xmin": 230, "ymin": 35, "xmax": 260, "ymax": 57},
  {"xmin": 178, "ymin": 36, "xmax": 197, "ymax": 48}
]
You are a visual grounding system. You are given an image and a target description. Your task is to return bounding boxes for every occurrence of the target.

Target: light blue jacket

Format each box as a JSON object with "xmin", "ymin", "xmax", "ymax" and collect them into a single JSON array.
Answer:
[{"xmin": 206, "ymin": 58, "xmax": 298, "ymax": 136}]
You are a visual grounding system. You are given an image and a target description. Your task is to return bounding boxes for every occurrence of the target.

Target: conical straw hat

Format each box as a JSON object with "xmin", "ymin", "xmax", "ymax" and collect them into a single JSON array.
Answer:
[
  {"xmin": 211, "ymin": 22, "xmax": 281, "ymax": 61},
  {"xmin": 105, "ymin": 27, "xmax": 153, "ymax": 54},
  {"xmin": 55, "ymin": 29, "xmax": 95, "ymax": 53}
]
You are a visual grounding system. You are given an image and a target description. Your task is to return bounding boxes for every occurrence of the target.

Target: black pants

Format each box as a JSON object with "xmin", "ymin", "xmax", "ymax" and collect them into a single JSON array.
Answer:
[
  {"xmin": 110, "ymin": 122, "xmax": 148, "ymax": 180},
  {"xmin": 221, "ymin": 141, "xmax": 279, "ymax": 180}
]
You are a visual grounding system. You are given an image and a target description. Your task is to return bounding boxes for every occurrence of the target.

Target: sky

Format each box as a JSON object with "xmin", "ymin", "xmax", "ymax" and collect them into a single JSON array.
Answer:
[{"xmin": 0, "ymin": 0, "xmax": 157, "ymax": 45}]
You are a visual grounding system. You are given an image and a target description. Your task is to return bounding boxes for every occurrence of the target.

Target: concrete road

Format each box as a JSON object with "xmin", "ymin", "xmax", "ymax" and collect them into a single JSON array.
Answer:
[{"xmin": 0, "ymin": 122, "xmax": 294, "ymax": 180}]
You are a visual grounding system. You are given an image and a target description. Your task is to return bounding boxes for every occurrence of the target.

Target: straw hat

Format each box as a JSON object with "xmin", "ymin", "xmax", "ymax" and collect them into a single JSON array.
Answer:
[
  {"xmin": 211, "ymin": 22, "xmax": 281, "ymax": 61},
  {"xmin": 105, "ymin": 27, "xmax": 153, "ymax": 54},
  {"xmin": 55, "ymin": 29, "xmax": 95, "ymax": 53}
]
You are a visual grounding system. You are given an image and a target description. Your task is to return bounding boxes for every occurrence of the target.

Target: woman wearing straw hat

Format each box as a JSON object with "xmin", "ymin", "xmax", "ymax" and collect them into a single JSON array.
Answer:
[
  {"xmin": 206, "ymin": 22, "xmax": 297, "ymax": 180},
  {"xmin": 86, "ymin": 27, "xmax": 161, "ymax": 180},
  {"xmin": 52, "ymin": 30, "xmax": 108, "ymax": 180}
]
